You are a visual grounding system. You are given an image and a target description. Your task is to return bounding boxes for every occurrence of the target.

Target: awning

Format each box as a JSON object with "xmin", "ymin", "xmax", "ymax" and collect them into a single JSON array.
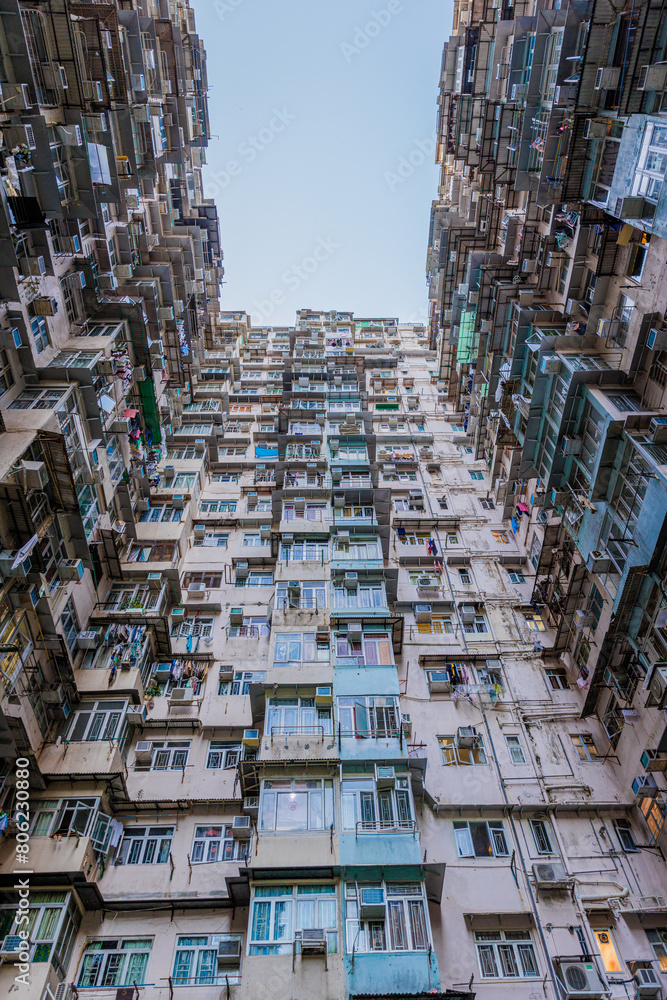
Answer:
[
  {"xmin": 99, "ymin": 394, "xmax": 116, "ymax": 413},
  {"xmin": 516, "ymin": 502, "xmax": 530, "ymax": 513},
  {"xmin": 123, "ymin": 408, "xmax": 139, "ymax": 418},
  {"xmin": 465, "ymin": 911, "xmax": 534, "ymax": 931}
]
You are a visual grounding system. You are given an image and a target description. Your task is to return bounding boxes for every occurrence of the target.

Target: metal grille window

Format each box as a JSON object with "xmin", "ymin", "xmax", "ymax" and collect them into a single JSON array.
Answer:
[
  {"xmin": 0, "ymin": 891, "xmax": 78, "ymax": 965},
  {"xmin": 633, "ymin": 124, "xmax": 667, "ymax": 203},
  {"xmin": 78, "ymin": 939, "xmax": 152, "ymax": 988},
  {"xmin": 475, "ymin": 930, "xmax": 539, "ymax": 979},
  {"xmin": 454, "ymin": 821, "xmax": 509, "ymax": 857},
  {"xmin": 238, "ymin": 571, "xmax": 274, "ymax": 588},
  {"xmin": 266, "ymin": 698, "xmax": 332, "ymax": 737},
  {"xmin": 228, "ymin": 617, "xmax": 269, "ymax": 638},
  {"xmin": 171, "ymin": 616, "xmax": 214, "ymax": 639},
  {"xmin": 334, "ymin": 632, "xmax": 392, "ymax": 665},
  {"xmin": 199, "ymin": 500, "xmax": 237, "ymax": 513},
  {"xmin": 206, "ymin": 742, "xmax": 242, "ymax": 769},
  {"xmin": 545, "ymin": 667, "xmax": 569, "ymax": 690},
  {"xmin": 150, "ymin": 741, "xmax": 190, "ymax": 770},
  {"xmin": 337, "ymin": 696, "xmax": 399, "ymax": 738},
  {"xmin": 219, "ymin": 671, "xmax": 266, "ymax": 695},
  {"xmin": 117, "ymin": 827, "xmax": 174, "ymax": 865},
  {"xmin": 332, "ymin": 583, "xmax": 386, "ymax": 609},
  {"xmin": 529, "ymin": 819, "xmax": 554, "ymax": 855},
  {"xmin": 194, "ymin": 531, "xmax": 229, "ymax": 547},
  {"xmin": 8, "ymin": 388, "xmax": 67, "ymax": 410},
  {"xmin": 345, "ymin": 883, "xmax": 429, "ymax": 953},
  {"xmin": 276, "ymin": 581, "xmax": 326, "ymax": 608},
  {"xmin": 341, "ymin": 776, "xmax": 412, "ymax": 831},
  {"xmin": 183, "ymin": 572, "xmax": 222, "ymax": 589},
  {"xmin": 280, "ymin": 539, "xmax": 329, "ymax": 561},
  {"xmin": 273, "ymin": 633, "xmax": 330, "ymax": 667},
  {"xmin": 190, "ymin": 827, "xmax": 249, "ymax": 863}
]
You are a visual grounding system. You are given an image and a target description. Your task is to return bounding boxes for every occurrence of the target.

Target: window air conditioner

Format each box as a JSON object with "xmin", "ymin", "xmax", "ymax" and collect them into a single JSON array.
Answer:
[
  {"xmin": 414, "ymin": 603, "xmax": 432, "ymax": 623},
  {"xmin": 169, "ymin": 688, "xmax": 194, "ymax": 704},
  {"xmin": 429, "ymin": 671, "xmax": 451, "ymax": 693},
  {"xmin": 300, "ymin": 928, "xmax": 327, "ymax": 953},
  {"xmin": 0, "ymin": 937, "xmax": 25, "ymax": 958},
  {"xmin": 316, "ymin": 686, "xmax": 333, "ymax": 704},
  {"xmin": 217, "ymin": 939, "xmax": 242, "ymax": 964},
  {"xmin": 632, "ymin": 774, "xmax": 659, "ymax": 802},
  {"xmin": 647, "ymin": 663, "xmax": 667, "ymax": 708},
  {"xmin": 376, "ymin": 765, "xmax": 396, "ymax": 788},
  {"xmin": 134, "ymin": 741, "xmax": 153, "ymax": 764},
  {"xmin": 401, "ymin": 714, "xmax": 412, "ymax": 735},
  {"xmin": 60, "ymin": 559, "xmax": 84, "ymax": 582},
  {"xmin": 344, "ymin": 572, "xmax": 358, "ymax": 590},
  {"xmin": 359, "ymin": 888, "xmax": 386, "ymax": 920},
  {"xmin": 244, "ymin": 796, "xmax": 259, "ymax": 816},
  {"xmin": 456, "ymin": 726, "xmax": 477, "ymax": 748},
  {"xmin": 77, "ymin": 631, "xmax": 100, "ymax": 650},
  {"xmin": 232, "ymin": 816, "xmax": 252, "ymax": 839},
  {"xmin": 242, "ymin": 729, "xmax": 260, "ymax": 747},
  {"xmin": 126, "ymin": 706, "xmax": 146, "ymax": 726}
]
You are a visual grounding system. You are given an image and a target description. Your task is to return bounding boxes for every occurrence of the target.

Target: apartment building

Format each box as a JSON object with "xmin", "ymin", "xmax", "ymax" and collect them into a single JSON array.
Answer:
[
  {"xmin": 0, "ymin": 2, "xmax": 665, "ymax": 1000},
  {"xmin": 424, "ymin": 0, "xmax": 667, "ymax": 994}
]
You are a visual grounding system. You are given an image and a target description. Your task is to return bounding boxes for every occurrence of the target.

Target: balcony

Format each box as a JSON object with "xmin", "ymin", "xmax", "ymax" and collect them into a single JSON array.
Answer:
[
  {"xmin": 38, "ymin": 740, "xmax": 124, "ymax": 780},
  {"xmin": 261, "ymin": 725, "xmax": 338, "ymax": 761},
  {"xmin": 0, "ymin": 833, "xmax": 97, "ymax": 881}
]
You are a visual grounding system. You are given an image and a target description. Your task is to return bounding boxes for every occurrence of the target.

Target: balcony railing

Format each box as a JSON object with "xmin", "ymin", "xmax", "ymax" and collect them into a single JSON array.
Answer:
[
  {"xmin": 270, "ymin": 725, "xmax": 327, "ymax": 742},
  {"xmin": 355, "ymin": 819, "xmax": 417, "ymax": 837}
]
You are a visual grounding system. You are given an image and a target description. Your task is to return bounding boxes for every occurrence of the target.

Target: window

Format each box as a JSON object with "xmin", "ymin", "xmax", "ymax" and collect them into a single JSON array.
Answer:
[
  {"xmin": 243, "ymin": 532, "xmax": 269, "ymax": 547},
  {"xmin": 210, "ymin": 473, "xmax": 239, "ymax": 483},
  {"xmin": 149, "ymin": 741, "xmax": 190, "ymax": 770},
  {"xmin": 447, "ymin": 533, "xmax": 459, "ymax": 545},
  {"xmin": 273, "ymin": 633, "xmax": 330, "ymax": 667},
  {"xmin": 199, "ymin": 500, "xmax": 237, "ymax": 513},
  {"xmin": 117, "ymin": 827, "xmax": 174, "ymax": 865},
  {"xmin": 337, "ymin": 696, "xmax": 400, "ymax": 739},
  {"xmin": 545, "ymin": 667, "xmax": 569, "ymax": 690},
  {"xmin": 480, "ymin": 498, "xmax": 495, "ymax": 510},
  {"xmin": 505, "ymin": 735, "xmax": 526, "ymax": 764},
  {"xmin": 173, "ymin": 934, "xmax": 242, "ymax": 985},
  {"xmin": 647, "ymin": 930, "xmax": 667, "ymax": 972},
  {"xmin": 139, "ymin": 504, "xmax": 183, "ymax": 523},
  {"xmin": 438, "ymin": 496, "xmax": 449, "ymax": 510},
  {"xmin": 260, "ymin": 778, "xmax": 334, "ymax": 831},
  {"xmin": 68, "ymin": 700, "xmax": 126, "ymax": 742},
  {"xmin": 219, "ymin": 670, "xmax": 266, "ymax": 695},
  {"xmin": 491, "ymin": 531, "xmax": 509, "ymax": 544},
  {"xmin": 633, "ymin": 124, "xmax": 667, "ymax": 204},
  {"xmin": 508, "ymin": 571, "xmax": 525, "ymax": 584},
  {"xmin": 463, "ymin": 613, "xmax": 489, "ymax": 635},
  {"xmin": 332, "ymin": 582, "xmax": 386, "ymax": 610},
  {"xmin": 594, "ymin": 930, "xmax": 623, "ymax": 973},
  {"xmin": 475, "ymin": 930, "xmax": 539, "ymax": 979},
  {"xmin": 30, "ymin": 315, "xmax": 50, "ymax": 354},
  {"xmin": 78, "ymin": 939, "xmax": 152, "ymax": 987},
  {"xmin": 8, "ymin": 387, "xmax": 67, "ymax": 410},
  {"xmin": 417, "ymin": 616, "xmax": 454, "ymax": 635},
  {"xmin": 191, "ymin": 826, "xmax": 249, "ymax": 863},
  {"xmin": 571, "ymin": 734, "xmax": 599, "ymax": 761},
  {"xmin": 334, "ymin": 632, "xmax": 393, "ymax": 665},
  {"xmin": 345, "ymin": 882, "xmax": 429, "ymax": 953},
  {"xmin": 228, "ymin": 616, "xmax": 269, "ymax": 638},
  {"xmin": 280, "ymin": 539, "xmax": 329, "ymax": 562},
  {"xmin": 171, "ymin": 616, "xmax": 214, "ymax": 639},
  {"xmin": 0, "ymin": 891, "xmax": 79, "ymax": 966},
  {"xmin": 266, "ymin": 698, "xmax": 332, "ymax": 737},
  {"xmin": 408, "ymin": 570, "xmax": 442, "ymax": 587},
  {"xmin": 523, "ymin": 612, "xmax": 546, "ymax": 632},
  {"xmin": 438, "ymin": 734, "xmax": 487, "ymax": 765},
  {"xmin": 182, "ymin": 572, "xmax": 222, "ymax": 589},
  {"xmin": 237, "ymin": 570, "xmax": 273, "ymax": 588},
  {"xmin": 194, "ymin": 531, "xmax": 229, "ymax": 547},
  {"xmin": 458, "ymin": 569, "xmax": 472, "ymax": 585},
  {"xmin": 250, "ymin": 884, "xmax": 337, "ymax": 956},
  {"xmin": 275, "ymin": 581, "xmax": 326, "ymax": 609},
  {"xmin": 341, "ymin": 775, "xmax": 413, "ymax": 831},
  {"xmin": 613, "ymin": 818, "xmax": 637, "ymax": 852},
  {"xmin": 529, "ymin": 819, "xmax": 554, "ymax": 855},
  {"xmin": 206, "ymin": 742, "xmax": 242, "ymax": 769},
  {"xmin": 126, "ymin": 542, "xmax": 177, "ymax": 563},
  {"xmin": 60, "ymin": 596, "xmax": 79, "ymax": 651},
  {"xmin": 454, "ymin": 821, "xmax": 509, "ymax": 857},
  {"xmin": 470, "ymin": 471, "xmax": 484, "ymax": 481}
]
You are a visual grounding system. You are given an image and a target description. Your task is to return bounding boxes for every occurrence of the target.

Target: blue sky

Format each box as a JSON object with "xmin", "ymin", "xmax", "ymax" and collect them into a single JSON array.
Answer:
[{"xmin": 192, "ymin": 0, "xmax": 452, "ymax": 326}]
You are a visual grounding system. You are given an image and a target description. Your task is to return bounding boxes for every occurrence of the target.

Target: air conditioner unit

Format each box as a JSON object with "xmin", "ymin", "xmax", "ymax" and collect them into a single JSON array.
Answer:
[
  {"xmin": 574, "ymin": 610, "xmax": 596, "ymax": 630},
  {"xmin": 110, "ymin": 418, "xmax": 132, "ymax": 434},
  {"xmin": 414, "ymin": 603, "xmax": 432, "ymax": 623},
  {"xmin": 586, "ymin": 550, "xmax": 611, "ymax": 574},
  {"xmin": 300, "ymin": 928, "xmax": 327, "ymax": 953},
  {"xmin": 533, "ymin": 861, "xmax": 569, "ymax": 889},
  {"xmin": 288, "ymin": 580, "xmax": 301, "ymax": 594},
  {"xmin": 260, "ymin": 524, "xmax": 271, "ymax": 540},
  {"xmin": 115, "ymin": 264, "xmax": 133, "ymax": 279},
  {"xmin": 638, "ymin": 63, "xmax": 667, "ymax": 91},
  {"xmin": 334, "ymin": 495, "xmax": 345, "ymax": 508},
  {"xmin": 456, "ymin": 726, "xmax": 477, "ymax": 748},
  {"xmin": 217, "ymin": 938, "xmax": 242, "ymax": 964},
  {"xmin": 632, "ymin": 774, "xmax": 659, "ymax": 802},
  {"xmin": 77, "ymin": 631, "xmax": 100, "ymax": 650},
  {"xmin": 595, "ymin": 66, "xmax": 621, "ymax": 89},
  {"xmin": 235, "ymin": 562, "xmax": 249, "ymax": 580},
  {"xmin": 169, "ymin": 688, "xmax": 194, "ymax": 704},
  {"xmin": 126, "ymin": 707, "xmax": 146, "ymax": 726},
  {"xmin": 418, "ymin": 576, "xmax": 439, "ymax": 589},
  {"xmin": 243, "ymin": 729, "xmax": 260, "ymax": 749},
  {"xmin": 172, "ymin": 495, "xmax": 185, "ymax": 509},
  {"xmin": 376, "ymin": 765, "xmax": 396, "ymax": 788},
  {"xmin": 316, "ymin": 686, "xmax": 333, "ymax": 705},
  {"xmin": 0, "ymin": 83, "xmax": 31, "ymax": 110},
  {"xmin": 583, "ymin": 118, "xmax": 607, "ymax": 139},
  {"xmin": 541, "ymin": 356, "xmax": 561, "ymax": 374},
  {"xmin": 21, "ymin": 460, "xmax": 48, "ymax": 490},
  {"xmin": 231, "ymin": 815, "xmax": 252, "ymax": 839},
  {"xmin": 359, "ymin": 888, "xmax": 386, "ymax": 920},
  {"xmin": 460, "ymin": 606, "xmax": 476, "ymax": 624},
  {"xmin": 60, "ymin": 559, "xmax": 84, "ymax": 582},
  {"xmin": 622, "ymin": 197, "xmax": 647, "ymax": 219},
  {"xmin": 648, "ymin": 663, "xmax": 667, "ymax": 708},
  {"xmin": 635, "ymin": 967, "xmax": 662, "ymax": 997},
  {"xmin": 0, "ymin": 936, "xmax": 25, "ymax": 958},
  {"xmin": 401, "ymin": 713, "xmax": 412, "ymax": 735},
  {"xmin": 649, "ymin": 417, "xmax": 667, "ymax": 444},
  {"xmin": 429, "ymin": 671, "xmax": 451, "ymax": 693},
  {"xmin": 522, "ymin": 258, "xmax": 538, "ymax": 273},
  {"xmin": 188, "ymin": 582, "xmax": 206, "ymax": 597},
  {"xmin": 562, "ymin": 436, "xmax": 582, "ymax": 456},
  {"xmin": 134, "ymin": 741, "xmax": 153, "ymax": 764},
  {"xmin": 344, "ymin": 572, "xmax": 358, "ymax": 590},
  {"xmin": 194, "ymin": 525, "xmax": 206, "ymax": 540},
  {"xmin": 171, "ymin": 608, "xmax": 185, "ymax": 621},
  {"xmin": 230, "ymin": 608, "xmax": 244, "ymax": 626},
  {"xmin": 559, "ymin": 960, "xmax": 608, "ymax": 997}
]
